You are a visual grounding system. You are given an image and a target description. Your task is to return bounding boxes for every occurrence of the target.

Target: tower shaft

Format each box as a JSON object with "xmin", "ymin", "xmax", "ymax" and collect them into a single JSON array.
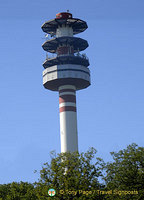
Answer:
[{"xmin": 59, "ymin": 85, "xmax": 78, "ymax": 152}]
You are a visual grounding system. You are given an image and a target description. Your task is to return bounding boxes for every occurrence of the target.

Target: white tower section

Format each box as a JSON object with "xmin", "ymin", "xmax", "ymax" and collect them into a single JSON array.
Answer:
[
  {"xmin": 59, "ymin": 85, "xmax": 78, "ymax": 152},
  {"xmin": 56, "ymin": 25, "xmax": 73, "ymax": 37}
]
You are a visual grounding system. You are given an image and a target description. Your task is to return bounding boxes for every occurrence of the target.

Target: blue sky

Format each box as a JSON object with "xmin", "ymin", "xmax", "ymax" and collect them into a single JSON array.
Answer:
[{"xmin": 0, "ymin": 0, "xmax": 144, "ymax": 184}]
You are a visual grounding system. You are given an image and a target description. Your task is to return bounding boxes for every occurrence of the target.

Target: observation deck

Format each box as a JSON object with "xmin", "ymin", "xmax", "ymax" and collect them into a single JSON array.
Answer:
[
  {"xmin": 42, "ymin": 36, "xmax": 88, "ymax": 53},
  {"xmin": 43, "ymin": 54, "xmax": 89, "ymax": 68},
  {"xmin": 41, "ymin": 12, "xmax": 91, "ymax": 91},
  {"xmin": 41, "ymin": 12, "xmax": 88, "ymax": 36}
]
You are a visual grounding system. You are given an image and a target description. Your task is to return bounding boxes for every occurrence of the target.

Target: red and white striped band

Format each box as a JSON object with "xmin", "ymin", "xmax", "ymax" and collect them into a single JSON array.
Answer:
[{"xmin": 59, "ymin": 85, "xmax": 76, "ymax": 113}]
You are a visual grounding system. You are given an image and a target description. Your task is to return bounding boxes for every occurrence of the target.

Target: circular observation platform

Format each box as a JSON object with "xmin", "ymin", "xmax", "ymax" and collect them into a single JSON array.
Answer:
[
  {"xmin": 42, "ymin": 36, "xmax": 88, "ymax": 53},
  {"xmin": 43, "ymin": 78, "xmax": 90, "ymax": 91},
  {"xmin": 41, "ymin": 18, "xmax": 88, "ymax": 36},
  {"xmin": 43, "ymin": 64, "xmax": 91, "ymax": 91},
  {"xmin": 43, "ymin": 55, "xmax": 90, "ymax": 68}
]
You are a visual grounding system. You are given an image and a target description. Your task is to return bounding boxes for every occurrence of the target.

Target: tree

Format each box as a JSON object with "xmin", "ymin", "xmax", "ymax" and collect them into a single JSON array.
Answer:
[
  {"xmin": 0, "ymin": 184, "xmax": 11, "ymax": 199},
  {"xmin": 35, "ymin": 148, "xmax": 104, "ymax": 200},
  {"xmin": 0, "ymin": 182, "xmax": 37, "ymax": 200},
  {"xmin": 1, "ymin": 144, "xmax": 143, "ymax": 199},
  {"xmin": 104, "ymin": 143, "xmax": 144, "ymax": 200}
]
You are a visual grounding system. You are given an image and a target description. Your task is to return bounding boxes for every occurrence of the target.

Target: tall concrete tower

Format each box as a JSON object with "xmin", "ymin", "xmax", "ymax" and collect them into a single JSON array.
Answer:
[{"xmin": 41, "ymin": 12, "xmax": 90, "ymax": 153}]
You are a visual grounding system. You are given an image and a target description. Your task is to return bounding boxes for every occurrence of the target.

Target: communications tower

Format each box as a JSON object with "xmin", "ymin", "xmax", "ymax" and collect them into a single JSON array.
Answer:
[{"xmin": 41, "ymin": 12, "xmax": 90, "ymax": 153}]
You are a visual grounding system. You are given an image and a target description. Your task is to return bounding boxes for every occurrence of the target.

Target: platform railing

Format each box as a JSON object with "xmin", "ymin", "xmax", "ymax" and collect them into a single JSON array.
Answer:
[{"xmin": 45, "ymin": 52, "xmax": 89, "ymax": 61}]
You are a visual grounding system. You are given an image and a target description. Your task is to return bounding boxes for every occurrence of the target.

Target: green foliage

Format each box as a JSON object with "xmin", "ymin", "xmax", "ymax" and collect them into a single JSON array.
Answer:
[
  {"xmin": 0, "ymin": 144, "xmax": 143, "ymax": 200},
  {"xmin": 0, "ymin": 182, "xmax": 37, "ymax": 200},
  {"xmin": 35, "ymin": 147, "xmax": 104, "ymax": 199},
  {"xmin": 104, "ymin": 143, "xmax": 144, "ymax": 200}
]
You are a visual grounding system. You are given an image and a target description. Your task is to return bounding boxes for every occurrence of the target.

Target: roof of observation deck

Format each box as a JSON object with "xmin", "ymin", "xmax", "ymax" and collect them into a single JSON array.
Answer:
[
  {"xmin": 42, "ymin": 36, "xmax": 88, "ymax": 53},
  {"xmin": 41, "ymin": 18, "xmax": 88, "ymax": 35}
]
